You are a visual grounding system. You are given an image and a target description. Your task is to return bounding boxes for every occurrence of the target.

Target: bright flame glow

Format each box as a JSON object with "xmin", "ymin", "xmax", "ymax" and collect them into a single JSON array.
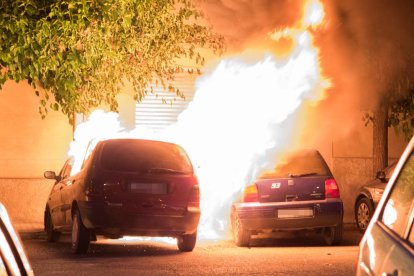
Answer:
[
  {"xmin": 69, "ymin": 110, "xmax": 124, "ymax": 175},
  {"xmin": 67, "ymin": 0, "xmax": 330, "ymax": 241},
  {"xmin": 303, "ymin": 0, "xmax": 325, "ymax": 27}
]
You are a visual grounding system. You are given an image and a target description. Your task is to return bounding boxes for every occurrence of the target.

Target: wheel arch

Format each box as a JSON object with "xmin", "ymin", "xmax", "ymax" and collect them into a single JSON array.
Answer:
[{"xmin": 354, "ymin": 193, "xmax": 374, "ymax": 213}]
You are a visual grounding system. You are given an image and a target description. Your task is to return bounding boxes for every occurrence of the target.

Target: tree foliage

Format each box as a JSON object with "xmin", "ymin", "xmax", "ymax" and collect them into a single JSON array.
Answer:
[
  {"xmin": 0, "ymin": 0, "xmax": 224, "ymax": 122},
  {"xmin": 363, "ymin": 86, "xmax": 414, "ymax": 142},
  {"xmin": 388, "ymin": 88, "xmax": 414, "ymax": 140}
]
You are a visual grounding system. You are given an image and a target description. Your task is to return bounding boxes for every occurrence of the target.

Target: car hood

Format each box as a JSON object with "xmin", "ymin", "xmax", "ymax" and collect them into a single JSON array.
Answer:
[{"xmin": 363, "ymin": 180, "xmax": 387, "ymax": 190}]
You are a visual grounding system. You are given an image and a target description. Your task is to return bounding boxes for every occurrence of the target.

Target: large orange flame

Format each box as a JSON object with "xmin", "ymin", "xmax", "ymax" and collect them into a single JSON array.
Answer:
[{"xmin": 68, "ymin": 0, "xmax": 329, "ymax": 241}]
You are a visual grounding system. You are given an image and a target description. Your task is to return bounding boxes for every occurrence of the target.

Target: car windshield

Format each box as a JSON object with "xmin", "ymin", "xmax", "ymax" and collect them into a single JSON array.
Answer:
[
  {"xmin": 260, "ymin": 150, "xmax": 331, "ymax": 178},
  {"xmin": 100, "ymin": 139, "xmax": 193, "ymax": 174}
]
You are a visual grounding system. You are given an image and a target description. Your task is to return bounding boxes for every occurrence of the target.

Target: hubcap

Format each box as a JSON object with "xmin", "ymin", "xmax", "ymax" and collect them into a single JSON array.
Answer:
[{"xmin": 357, "ymin": 203, "xmax": 370, "ymax": 230}]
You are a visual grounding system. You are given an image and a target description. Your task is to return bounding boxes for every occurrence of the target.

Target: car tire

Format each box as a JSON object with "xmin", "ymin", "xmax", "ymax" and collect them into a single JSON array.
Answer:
[
  {"xmin": 72, "ymin": 209, "xmax": 90, "ymax": 254},
  {"xmin": 355, "ymin": 197, "xmax": 374, "ymax": 233},
  {"xmin": 45, "ymin": 210, "xmax": 60, "ymax": 242},
  {"xmin": 323, "ymin": 223, "xmax": 343, "ymax": 246},
  {"xmin": 232, "ymin": 214, "xmax": 251, "ymax": 247},
  {"xmin": 177, "ymin": 232, "xmax": 197, "ymax": 252}
]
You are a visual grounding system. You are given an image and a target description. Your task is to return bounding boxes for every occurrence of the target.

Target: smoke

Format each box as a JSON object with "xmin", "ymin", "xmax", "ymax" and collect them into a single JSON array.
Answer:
[
  {"xmin": 197, "ymin": 0, "xmax": 303, "ymax": 51},
  {"xmin": 293, "ymin": 0, "xmax": 414, "ymax": 145},
  {"xmin": 197, "ymin": 0, "xmax": 414, "ymax": 144},
  {"xmin": 321, "ymin": 0, "xmax": 414, "ymax": 103}
]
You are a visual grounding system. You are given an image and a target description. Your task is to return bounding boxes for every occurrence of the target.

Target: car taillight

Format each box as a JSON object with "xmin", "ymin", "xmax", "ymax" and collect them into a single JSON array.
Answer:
[
  {"xmin": 188, "ymin": 186, "xmax": 200, "ymax": 207},
  {"xmin": 325, "ymin": 178, "xmax": 340, "ymax": 198},
  {"xmin": 243, "ymin": 184, "xmax": 259, "ymax": 202}
]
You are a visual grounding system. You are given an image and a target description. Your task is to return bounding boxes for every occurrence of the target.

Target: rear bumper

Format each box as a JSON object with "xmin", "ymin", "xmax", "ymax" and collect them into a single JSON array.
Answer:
[
  {"xmin": 77, "ymin": 200, "xmax": 200, "ymax": 237},
  {"xmin": 232, "ymin": 199, "xmax": 343, "ymax": 231}
]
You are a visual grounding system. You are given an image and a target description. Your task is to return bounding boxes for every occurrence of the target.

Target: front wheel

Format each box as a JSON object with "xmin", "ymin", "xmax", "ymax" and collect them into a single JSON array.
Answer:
[
  {"xmin": 45, "ymin": 210, "xmax": 60, "ymax": 242},
  {"xmin": 177, "ymin": 232, "xmax": 197, "ymax": 252},
  {"xmin": 323, "ymin": 223, "xmax": 343, "ymax": 246},
  {"xmin": 232, "ymin": 214, "xmax": 251, "ymax": 247},
  {"xmin": 355, "ymin": 197, "xmax": 374, "ymax": 233},
  {"xmin": 72, "ymin": 209, "xmax": 90, "ymax": 254}
]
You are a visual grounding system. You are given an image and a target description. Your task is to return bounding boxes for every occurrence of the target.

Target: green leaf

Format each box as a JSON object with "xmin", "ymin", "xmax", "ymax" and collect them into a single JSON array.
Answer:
[{"xmin": 0, "ymin": 0, "xmax": 224, "ymax": 120}]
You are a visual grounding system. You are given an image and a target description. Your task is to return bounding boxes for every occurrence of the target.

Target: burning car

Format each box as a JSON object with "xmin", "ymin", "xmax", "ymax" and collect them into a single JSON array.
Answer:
[
  {"xmin": 231, "ymin": 149, "xmax": 343, "ymax": 246},
  {"xmin": 43, "ymin": 138, "xmax": 200, "ymax": 253}
]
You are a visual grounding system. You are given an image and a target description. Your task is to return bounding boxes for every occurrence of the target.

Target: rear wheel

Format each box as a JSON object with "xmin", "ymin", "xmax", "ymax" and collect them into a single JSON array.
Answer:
[
  {"xmin": 45, "ymin": 210, "xmax": 60, "ymax": 242},
  {"xmin": 72, "ymin": 209, "xmax": 90, "ymax": 254},
  {"xmin": 232, "ymin": 214, "xmax": 250, "ymax": 247},
  {"xmin": 177, "ymin": 232, "xmax": 197, "ymax": 252},
  {"xmin": 355, "ymin": 197, "xmax": 374, "ymax": 233},
  {"xmin": 323, "ymin": 223, "xmax": 343, "ymax": 246}
]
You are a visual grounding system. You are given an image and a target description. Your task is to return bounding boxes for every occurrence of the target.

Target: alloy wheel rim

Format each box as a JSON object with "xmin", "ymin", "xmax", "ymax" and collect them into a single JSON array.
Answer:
[{"xmin": 357, "ymin": 203, "xmax": 370, "ymax": 230}]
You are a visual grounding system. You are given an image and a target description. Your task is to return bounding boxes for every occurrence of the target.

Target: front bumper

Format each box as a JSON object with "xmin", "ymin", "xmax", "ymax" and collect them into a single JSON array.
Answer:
[
  {"xmin": 78, "ymin": 201, "xmax": 200, "ymax": 237},
  {"xmin": 232, "ymin": 199, "xmax": 343, "ymax": 231}
]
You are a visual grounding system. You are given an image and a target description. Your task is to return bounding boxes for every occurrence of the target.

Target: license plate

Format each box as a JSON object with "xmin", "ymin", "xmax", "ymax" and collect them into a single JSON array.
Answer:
[
  {"xmin": 129, "ymin": 182, "xmax": 167, "ymax": 194},
  {"xmin": 277, "ymin": 208, "xmax": 313, "ymax": 218}
]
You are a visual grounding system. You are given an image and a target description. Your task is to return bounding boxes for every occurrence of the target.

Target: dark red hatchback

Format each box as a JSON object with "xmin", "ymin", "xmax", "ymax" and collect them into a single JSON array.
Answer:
[
  {"xmin": 44, "ymin": 139, "xmax": 200, "ymax": 253},
  {"xmin": 231, "ymin": 149, "xmax": 343, "ymax": 246}
]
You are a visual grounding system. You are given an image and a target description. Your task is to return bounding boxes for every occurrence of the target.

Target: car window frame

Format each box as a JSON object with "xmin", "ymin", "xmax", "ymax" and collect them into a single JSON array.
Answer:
[
  {"xmin": 376, "ymin": 149, "xmax": 414, "ymax": 250},
  {"xmin": 408, "ymin": 207, "xmax": 414, "ymax": 247}
]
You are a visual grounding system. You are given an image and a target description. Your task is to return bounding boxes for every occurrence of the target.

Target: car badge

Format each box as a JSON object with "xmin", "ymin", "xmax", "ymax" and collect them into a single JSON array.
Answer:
[{"xmin": 271, "ymin": 182, "xmax": 281, "ymax": 189}]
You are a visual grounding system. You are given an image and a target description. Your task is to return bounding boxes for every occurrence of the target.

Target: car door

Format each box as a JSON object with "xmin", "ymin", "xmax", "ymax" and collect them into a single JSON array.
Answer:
[
  {"xmin": 381, "ymin": 212, "xmax": 414, "ymax": 276},
  {"xmin": 58, "ymin": 161, "xmax": 75, "ymax": 229},
  {"xmin": 358, "ymin": 148, "xmax": 414, "ymax": 275},
  {"xmin": 377, "ymin": 154, "xmax": 414, "ymax": 276},
  {"xmin": 49, "ymin": 161, "xmax": 72, "ymax": 228}
]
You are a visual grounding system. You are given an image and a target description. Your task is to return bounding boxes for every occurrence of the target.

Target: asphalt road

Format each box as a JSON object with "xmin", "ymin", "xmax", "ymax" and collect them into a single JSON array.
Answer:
[{"xmin": 22, "ymin": 229, "xmax": 363, "ymax": 275}]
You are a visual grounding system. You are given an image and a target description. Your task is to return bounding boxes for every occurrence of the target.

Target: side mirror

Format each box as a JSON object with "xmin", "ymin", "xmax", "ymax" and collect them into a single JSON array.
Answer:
[
  {"xmin": 44, "ymin": 171, "xmax": 60, "ymax": 181},
  {"xmin": 376, "ymin": 170, "xmax": 386, "ymax": 182}
]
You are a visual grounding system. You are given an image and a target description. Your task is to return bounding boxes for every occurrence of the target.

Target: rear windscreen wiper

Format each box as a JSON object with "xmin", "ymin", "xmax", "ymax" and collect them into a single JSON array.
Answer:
[
  {"xmin": 289, "ymin": 172, "xmax": 318, "ymax": 178},
  {"xmin": 147, "ymin": 168, "xmax": 186, "ymax": 174}
]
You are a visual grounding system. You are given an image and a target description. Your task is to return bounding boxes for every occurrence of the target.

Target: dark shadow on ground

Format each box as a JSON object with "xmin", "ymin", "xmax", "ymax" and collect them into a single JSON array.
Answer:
[
  {"xmin": 24, "ymin": 235, "xmax": 182, "ymax": 259},
  {"xmin": 246, "ymin": 229, "xmax": 363, "ymax": 248}
]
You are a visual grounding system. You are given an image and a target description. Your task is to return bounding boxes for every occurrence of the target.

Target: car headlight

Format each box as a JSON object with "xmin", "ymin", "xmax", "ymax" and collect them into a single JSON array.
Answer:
[{"xmin": 372, "ymin": 188, "xmax": 384, "ymax": 201}]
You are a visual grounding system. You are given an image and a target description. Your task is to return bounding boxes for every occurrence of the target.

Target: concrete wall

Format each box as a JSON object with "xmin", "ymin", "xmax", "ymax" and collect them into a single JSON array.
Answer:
[
  {"xmin": 0, "ymin": 81, "xmax": 73, "ymax": 228},
  {"xmin": 0, "ymin": 81, "xmax": 138, "ymax": 229},
  {"xmin": 332, "ymin": 124, "xmax": 406, "ymax": 223}
]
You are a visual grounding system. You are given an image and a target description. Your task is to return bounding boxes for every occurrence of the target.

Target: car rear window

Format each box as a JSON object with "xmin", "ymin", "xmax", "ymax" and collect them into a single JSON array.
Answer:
[
  {"xmin": 99, "ymin": 139, "xmax": 193, "ymax": 174},
  {"xmin": 261, "ymin": 150, "xmax": 331, "ymax": 178}
]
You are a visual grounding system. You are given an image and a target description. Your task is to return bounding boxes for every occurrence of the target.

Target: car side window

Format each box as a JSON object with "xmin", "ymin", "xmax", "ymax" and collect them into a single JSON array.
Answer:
[{"xmin": 381, "ymin": 151, "xmax": 414, "ymax": 237}]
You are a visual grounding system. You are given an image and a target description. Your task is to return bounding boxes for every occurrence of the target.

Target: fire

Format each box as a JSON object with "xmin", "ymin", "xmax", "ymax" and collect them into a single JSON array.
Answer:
[
  {"xmin": 303, "ymin": 0, "xmax": 325, "ymax": 27},
  {"xmin": 68, "ymin": 0, "xmax": 329, "ymax": 241}
]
